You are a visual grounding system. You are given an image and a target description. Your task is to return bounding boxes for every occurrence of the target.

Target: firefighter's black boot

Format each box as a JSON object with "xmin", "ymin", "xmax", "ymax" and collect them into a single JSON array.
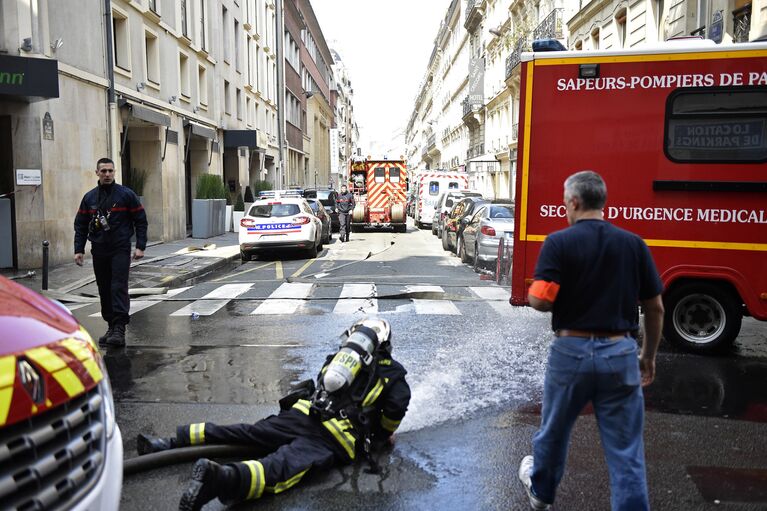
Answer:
[
  {"xmin": 179, "ymin": 459, "xmax": 238, "ymax": 511},
  {"xmin": 104, "ymin": 323, "xmax": 126, "ymax": 347},
  {"xmin": 136, "ymin": 434, "xmax": 177, "ymax": 455},
  {"xmin": 98, "ymin": 322, "xmax": 114, "ymax": 345}
]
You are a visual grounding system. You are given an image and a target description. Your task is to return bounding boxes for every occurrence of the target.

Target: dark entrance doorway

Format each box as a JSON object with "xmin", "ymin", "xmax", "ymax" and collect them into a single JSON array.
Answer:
[{"xmin": 0, "ymin": 115, "xmax": 17, "ymax": 268}]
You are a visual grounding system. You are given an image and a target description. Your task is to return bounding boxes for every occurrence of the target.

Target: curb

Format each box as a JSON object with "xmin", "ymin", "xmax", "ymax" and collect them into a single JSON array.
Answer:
[{"xmin": 150, "ymin": 252, "xmax": 241, "ymax": 290}]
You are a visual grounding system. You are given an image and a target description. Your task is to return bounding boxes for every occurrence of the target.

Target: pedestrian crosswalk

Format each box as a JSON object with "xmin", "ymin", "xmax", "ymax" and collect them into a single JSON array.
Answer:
[{"xmin": 76, "ymin": 282, "xmax": 512, "ymax": 319}]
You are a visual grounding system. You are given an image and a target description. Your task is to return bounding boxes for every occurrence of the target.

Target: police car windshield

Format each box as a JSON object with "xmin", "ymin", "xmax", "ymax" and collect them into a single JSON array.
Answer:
[{"xmin": 250, "ymin": 203, "xmax": 301, "ymax": 217}]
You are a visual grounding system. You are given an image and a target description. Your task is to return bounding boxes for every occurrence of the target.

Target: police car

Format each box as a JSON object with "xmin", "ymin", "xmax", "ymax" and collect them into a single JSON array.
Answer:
[{"xmin": 239, "ymin": 195, "xmax": 324, "ymax": 261}]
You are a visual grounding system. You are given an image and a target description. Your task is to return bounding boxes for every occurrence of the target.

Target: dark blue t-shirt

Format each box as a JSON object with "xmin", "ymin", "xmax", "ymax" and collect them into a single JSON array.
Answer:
[{"xmin": 534, "ymin": 219, "xmax": 663, "ymax": 332}]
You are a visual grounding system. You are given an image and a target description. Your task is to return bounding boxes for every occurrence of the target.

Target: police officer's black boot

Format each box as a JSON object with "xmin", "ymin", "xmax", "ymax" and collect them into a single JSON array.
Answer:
[
  {"xmin": 98, "ymin": 322, "xmax": 114, "ymax": 345},
  {"xmin": 179, "ymin": 458, "xmax": 238, "ymax": 511},
  {"xmin": 105, "ymin": 323, "xmax": 126, "ymax": 347},
  {"xmin": 136, "ymin": 434, "xmax": 178, "ymax": 455}
]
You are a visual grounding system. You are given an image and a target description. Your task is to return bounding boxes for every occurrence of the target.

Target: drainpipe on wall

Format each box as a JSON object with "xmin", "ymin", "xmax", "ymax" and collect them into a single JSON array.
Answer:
[
  {"xmin": 103, "ymin": 0, "xmax": 119, "ymax": 171},
  {"xmin": 275, "ymin": 0, "xmax": 286, "ymax": 190}
]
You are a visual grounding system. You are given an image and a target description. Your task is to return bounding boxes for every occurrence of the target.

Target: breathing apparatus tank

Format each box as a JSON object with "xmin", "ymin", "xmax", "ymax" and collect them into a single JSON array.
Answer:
[{"xmin": 320, "ymin": 319, "xmax": 392, "ymax": 394}]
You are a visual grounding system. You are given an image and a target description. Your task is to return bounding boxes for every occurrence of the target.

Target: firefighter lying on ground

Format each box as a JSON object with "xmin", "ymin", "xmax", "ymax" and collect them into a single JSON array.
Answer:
[{"xmin": 136, "ymin": 318, "xmax": 411, "ymax": 511}]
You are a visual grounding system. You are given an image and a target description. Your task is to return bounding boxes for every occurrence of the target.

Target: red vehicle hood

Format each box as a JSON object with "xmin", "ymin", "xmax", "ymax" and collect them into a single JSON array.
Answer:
[{"xmin": 0, "ymin": 276, "xmax": 103, "ymax": 428}]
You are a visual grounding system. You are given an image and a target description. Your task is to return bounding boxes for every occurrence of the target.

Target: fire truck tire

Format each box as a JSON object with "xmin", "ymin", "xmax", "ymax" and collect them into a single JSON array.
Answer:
[
  {"xmin": 352, "ymin": 206, "xmax": 366, "ymax": 223},
  {"xmin": 395, "ymin": 224, "xmax": 407, "ymax": 233},
  {"xmin": 662, "ymin": 281, "xmax": 742, "ymax": 354},
  {"xmin": 391, "ymin": 204, "xmax": 406, "ymax": 224}
]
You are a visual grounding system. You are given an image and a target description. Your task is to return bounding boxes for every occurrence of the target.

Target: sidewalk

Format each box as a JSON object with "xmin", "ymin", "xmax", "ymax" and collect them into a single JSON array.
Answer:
[{"xmin": 0, "ymin": 232, "xmax": 241, "ymax": 302}]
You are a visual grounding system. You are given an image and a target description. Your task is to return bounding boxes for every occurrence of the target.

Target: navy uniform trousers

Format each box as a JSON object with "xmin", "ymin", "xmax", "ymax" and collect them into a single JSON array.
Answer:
[
  {"xmin": 91, "ymin": 243, "xmax": 132, "ymax": 326},
  {"xmin": 176, "ymin": 408, "xmax": 350, "ymax": 501}
]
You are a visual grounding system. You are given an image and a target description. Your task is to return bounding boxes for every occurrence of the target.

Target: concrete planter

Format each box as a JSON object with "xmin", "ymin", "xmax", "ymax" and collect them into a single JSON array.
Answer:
[
  {"xmin": 232, "ymin": 211, "xmax": 245, "ymax": 232},
  {"xmin": 192, "ymin": 198, "xmax": 226, "ymax": 238},
  {"xmin": 224, "ymin": 205, "xmax": 232, "ymax": 233}
]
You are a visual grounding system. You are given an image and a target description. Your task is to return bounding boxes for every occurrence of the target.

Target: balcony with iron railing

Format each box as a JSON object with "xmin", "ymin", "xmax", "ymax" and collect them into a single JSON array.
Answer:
[
  {"xmin": 533, "ymin": 8, "xmax": 565, "ymax": 41},
  {"xmin": 466, "ymin": 142, "xmax": 485, "ymax": 161},
  {"xmin": 427, "ymin": 133, "xmax": 437, "ymax": 150},
  {"xmin": 505, "ymin": 34, "xmax": 531, "ymax": 79},
  {"xmin": 462, "ymin": 96, "xmax": 483, "ymax": 118},
  {"xmin": 464, "ymin": 0, "xmax": 484, "ymax": 32}
]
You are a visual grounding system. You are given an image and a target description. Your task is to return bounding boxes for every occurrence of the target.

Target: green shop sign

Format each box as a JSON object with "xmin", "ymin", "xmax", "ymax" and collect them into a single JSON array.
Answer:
[{"xmin": 0, "ymin": 54, "xmax": 59, "ymax": 100}]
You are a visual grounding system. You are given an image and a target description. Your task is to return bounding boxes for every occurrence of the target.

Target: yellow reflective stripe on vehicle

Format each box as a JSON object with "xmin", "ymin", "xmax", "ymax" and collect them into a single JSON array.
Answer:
[
  {"xmin": 61, "ymin": 338, "xmax": 103, "ymax": 384},
  {"xmin": 189, "ymin": 423, "xmax": 206, "ymax": 445},
  {"xmin": 78, "ymin": 325, "xmax": 98, "ymax": 350},
  {"xmin": 0, "ymin": 355, "xmax": 15, "ymax": 388},
  {"xmin": 25, "ymin": 347, "xmax": 84, "ymax": 398},
  {"xmin": 0, "ymin": 387, "xmax": 12, "ymax": 426},
  {"xmin": 243, "ymin": 460, "xmax": 265, "ymax": 499},
  {"xmin": 265, "ymin": 468, "xmax": 309, "ymax": 494},
  {"xmin": 362, "ymin": 379, "xmax": 385, "ymax": 407},
  {"xmin": 322, "ymin": 418, "xmax": 356, "ymax": 460},
  {"xmin": 381, "ymin": 415, "xmax": 401, "ymax": 432},
  {"xmin": 292, "ymin": 399, "xmax": 311, "ymax": 415}
]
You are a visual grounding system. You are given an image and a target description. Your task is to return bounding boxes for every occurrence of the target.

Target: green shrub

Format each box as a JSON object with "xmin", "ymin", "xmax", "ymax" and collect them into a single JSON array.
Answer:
[
  {"xmin": 234, "ymin": 192, "xmax": 245, "ymax": 211},
  {"xmin": 125, "ymin": 168, "xmax": 147, "ymax": 196},
  {"xmin": 253, "ymin": 180, "xmax": 273, "ymax": 193},
  {"xmin": 196, "ymin": 174, "xmax": 228, "ymax": 200}
]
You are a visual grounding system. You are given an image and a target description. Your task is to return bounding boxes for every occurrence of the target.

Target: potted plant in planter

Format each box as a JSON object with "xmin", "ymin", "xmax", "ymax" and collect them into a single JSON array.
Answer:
[
  {"xmin": 232, "ymin": 191, "xmax": 245, "ymax": 232},
  {"xmin": 243, "ymin": 185, "xmax": 255, "ymax": 214},
  {"xmin": 192, "ymin": 174, "xmax": 228, "ymax": 238}
]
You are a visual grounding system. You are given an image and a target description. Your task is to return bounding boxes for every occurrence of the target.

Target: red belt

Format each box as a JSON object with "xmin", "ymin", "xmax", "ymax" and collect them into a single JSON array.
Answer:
[{"xmin": 555, "ymin": 329, "xmax": 630, "ymax": 340}]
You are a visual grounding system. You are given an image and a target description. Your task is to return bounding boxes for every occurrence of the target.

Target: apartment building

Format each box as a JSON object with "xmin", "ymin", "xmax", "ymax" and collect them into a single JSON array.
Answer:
[
  {"xmin": 0, "ymin": 0, "xmax": 280, "ymax": 269},
  {"xmin": 330, "ymin": 47, "xmax": 359, "ymax": 187}
]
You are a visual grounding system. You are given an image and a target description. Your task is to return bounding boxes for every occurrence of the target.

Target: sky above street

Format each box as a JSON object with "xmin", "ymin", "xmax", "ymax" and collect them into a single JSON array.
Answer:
[{"xmin": 311, "ymin": 0, "xmax": 449, "ymax": 157}]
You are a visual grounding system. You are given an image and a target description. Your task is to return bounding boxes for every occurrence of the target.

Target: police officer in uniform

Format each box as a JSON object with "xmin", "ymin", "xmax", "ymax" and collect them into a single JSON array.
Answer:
[
  {"xmin": 74, "ymin": 158, "xmax": 147, "ymax": 347},
  {"xmin": 136, "ymin": 318, "xmax": 410, "ymax": 511},
  {"xmin": 336, "ymin": 184, "xmax": 355, "ymax": 242}
]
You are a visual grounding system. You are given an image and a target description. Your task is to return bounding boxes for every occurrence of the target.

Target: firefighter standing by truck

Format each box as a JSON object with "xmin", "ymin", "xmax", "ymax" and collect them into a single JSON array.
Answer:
[
  {"xmin": 136, "ymin": 319, "xmax": 410, "ymax": 511},
  {"xmin": 337, "ymin": 184, "xmax": 355, "ymax": 242}
]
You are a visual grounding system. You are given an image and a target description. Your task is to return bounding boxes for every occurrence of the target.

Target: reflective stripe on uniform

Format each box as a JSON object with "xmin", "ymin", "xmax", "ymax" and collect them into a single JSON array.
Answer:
[
  {"xmin": 322, "ymin": 418, "xmax": 356, "ymax": 460},
  {"xmin": 243, "ymin": 460, "xmax": 266, "ymax": 499},
  {"xmin": 292, "ymin": 399, "xmax": 311, "ymax": 415},
  {"xmin": 265, "ymin": 467, "xmax": 309, "ymax": 494},
  {"xmin": 25, "ymin": 347, "xmax": 84, "ymax": 398},
  {"xmin": 362, "ymin": 378, "xmax": 385, "ymax": 407},
  {"xmin": 61, "ymin": 338, "xmax": 103, "ymax": 384},
  {"xmin": 189, "ymin": 423, "xmax": 206, "ymax": 445},
  {"xmin": 0, "ymin": 356, "xmax": 14, "ymax": 426},
  {"xmin": 381, "ymin": 414, "xmax": 401, "ymax": 432}
]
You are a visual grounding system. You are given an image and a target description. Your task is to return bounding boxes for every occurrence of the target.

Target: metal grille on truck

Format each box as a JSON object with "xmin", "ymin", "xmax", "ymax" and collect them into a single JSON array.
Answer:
[{"xmin": 0, "ymin": 387, "xmax": 106, "ymax": 510}]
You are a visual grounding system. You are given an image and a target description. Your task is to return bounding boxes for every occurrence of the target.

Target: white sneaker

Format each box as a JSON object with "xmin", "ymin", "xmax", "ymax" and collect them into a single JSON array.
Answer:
[{"xmin": 518, "ymin": 455, "xmax": 551, "ymax": 510}]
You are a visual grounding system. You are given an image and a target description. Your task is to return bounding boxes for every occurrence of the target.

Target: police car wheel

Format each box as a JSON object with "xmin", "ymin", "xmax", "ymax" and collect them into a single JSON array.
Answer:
[
  {"xmin": 663, "ymin": 281, "xmax": 742, "ymax": 354},
  {"xmin": 307, "ymin": 242, "xmax": 318, "ymax": 258},
  {"xmin": 240, "ymin": 250, "xmax": 252, "ymax": 262}
]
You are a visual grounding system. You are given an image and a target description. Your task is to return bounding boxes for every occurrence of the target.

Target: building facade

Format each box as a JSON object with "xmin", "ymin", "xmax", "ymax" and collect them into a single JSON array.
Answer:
[
  {"xmin": 330, "ymin": 47, "xmax": 359, "ymax": 187},
  {"xmin": 405, "ymin": 0, "xmax": 764, "ymax": 203}
]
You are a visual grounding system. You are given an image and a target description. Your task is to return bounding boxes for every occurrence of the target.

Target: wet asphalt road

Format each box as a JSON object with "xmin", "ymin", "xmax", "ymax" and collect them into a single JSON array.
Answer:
[{"xmin": 71, "ymin": 221, "xmax": 767, "ymax": 510}]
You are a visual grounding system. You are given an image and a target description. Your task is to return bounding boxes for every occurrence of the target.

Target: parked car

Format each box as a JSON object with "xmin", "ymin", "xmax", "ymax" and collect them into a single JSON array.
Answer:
[
  {"xmin": 432, "ymin": 190, "xmax": 483, "ymax": 237},
  {"xmin": 239, "ymin": 196, "xmax": 324, "ymax": 261},
  {"xmin": 0, "ymin": 275, "xmax": 123, "ymax": 511},
  {"xmin": 303, "ymin": 189, "xmax": 339, "ymax": 232},
  {"xmin": 306, "ymin": 198, "xmax": 332, "ymax": 244},
  {"xmin": 460, "ymin": 203, "xmax": 515, "ymax": 270},
  {"xmin": 441, "ymin": 197, "xmax": 489, "ymax": 253}
]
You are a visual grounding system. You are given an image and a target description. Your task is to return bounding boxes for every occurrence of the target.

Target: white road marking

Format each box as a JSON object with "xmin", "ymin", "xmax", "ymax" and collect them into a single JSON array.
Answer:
[
  {"xmin": 470, "ymin": 286, "xmax": 511, "ymax": 315},
  {"xmin": 333, "ymin": 283, "xmax": 378, "ymax": 314},
  {"xmin": 90, "ymin": 285, "xmax": 196, "ymax": 317},
  {"xmin": 406, "ymin": 285, "xmax": 461, "ymax": 315},
  {"xmin": 251, "ymin": 282, "xmax": 314, "ymax": 315},
  {"xmin": 170, "ymin": 299, "xmax": 231, "ymax": 316},
  {"xmin": 201, "ymin": 283, "xmax": 253, "ymax": 299}
]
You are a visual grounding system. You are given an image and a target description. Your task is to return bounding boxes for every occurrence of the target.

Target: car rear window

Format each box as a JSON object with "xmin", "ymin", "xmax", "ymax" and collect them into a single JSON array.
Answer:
[
  {"xmin": 389, "ymin": 168, "xmax": 401, "ymax": 182},
  {"xmin": 249, "ymin": 203, "xmax": 301, "ymax": 217},
  {"xmin": 488, "ymin": 206, "xmax": 514, "ymax": 218},
  {"xmin": 375, "ymin": 167, "xmax": 386, "ymax": 183}
]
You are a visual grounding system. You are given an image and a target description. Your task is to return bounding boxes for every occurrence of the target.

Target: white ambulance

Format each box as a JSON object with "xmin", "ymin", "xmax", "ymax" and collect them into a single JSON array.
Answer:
[{"xmin": 413, "ymin": 170, "xmax": 469, "ymax": 228}]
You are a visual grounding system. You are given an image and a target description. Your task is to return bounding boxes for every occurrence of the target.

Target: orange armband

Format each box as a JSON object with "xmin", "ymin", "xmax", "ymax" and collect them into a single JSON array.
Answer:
[{"xmin": 529, "ymin": 280, "xmax": 560, "ymax": 302}]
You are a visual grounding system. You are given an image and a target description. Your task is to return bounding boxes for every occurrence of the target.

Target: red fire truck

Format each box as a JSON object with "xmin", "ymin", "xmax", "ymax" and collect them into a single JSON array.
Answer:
[
  {"xmin": 510, "ymin": 40, "xmax": 767, "ymax": 353},
  {"xmin": 349, "ymin": 158, "xmax": 408, "ymax": 232}
]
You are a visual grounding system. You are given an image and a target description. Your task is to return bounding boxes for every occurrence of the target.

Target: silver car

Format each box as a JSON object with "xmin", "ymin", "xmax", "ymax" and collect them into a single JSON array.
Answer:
[{"xmin": 460, "ymin": 204, "xmax": 515, "ymax": 270}]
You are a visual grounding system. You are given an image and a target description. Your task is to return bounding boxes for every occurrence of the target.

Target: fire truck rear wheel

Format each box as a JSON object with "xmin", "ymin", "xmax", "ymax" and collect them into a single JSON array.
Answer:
[{"xmin": 663, "ymin": 281, "xmax": 742, "ymax": 354}]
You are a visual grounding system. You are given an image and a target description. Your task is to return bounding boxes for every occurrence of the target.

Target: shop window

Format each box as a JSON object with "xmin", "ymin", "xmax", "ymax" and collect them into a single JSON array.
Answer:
[{"xmin": 665, "ymin": 87, "xmax": 767, "ymax": 163}]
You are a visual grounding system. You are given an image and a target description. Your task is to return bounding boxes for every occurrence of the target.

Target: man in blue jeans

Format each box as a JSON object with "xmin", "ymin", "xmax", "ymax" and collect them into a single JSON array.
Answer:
[{"xmin": 518, "ymin": 170, "xmax": 664, "ymax": 511}]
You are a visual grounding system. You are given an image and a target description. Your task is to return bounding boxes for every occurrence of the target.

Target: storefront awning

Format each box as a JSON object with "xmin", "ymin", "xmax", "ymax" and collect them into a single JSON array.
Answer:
[
  {"xmin": 119, "ymin": 99, "xmax": 171, "ymax": 127},
  {"xmin": 184, "ymin": 119, "xmax": 216, "ymax": 139},
  {"xmin": 224, "ymin": 130, "xmax": 259, "ymax": 149},
  {"xmin": 0, "ymin": 55, "xmax": 59, "ymax": 101}
]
